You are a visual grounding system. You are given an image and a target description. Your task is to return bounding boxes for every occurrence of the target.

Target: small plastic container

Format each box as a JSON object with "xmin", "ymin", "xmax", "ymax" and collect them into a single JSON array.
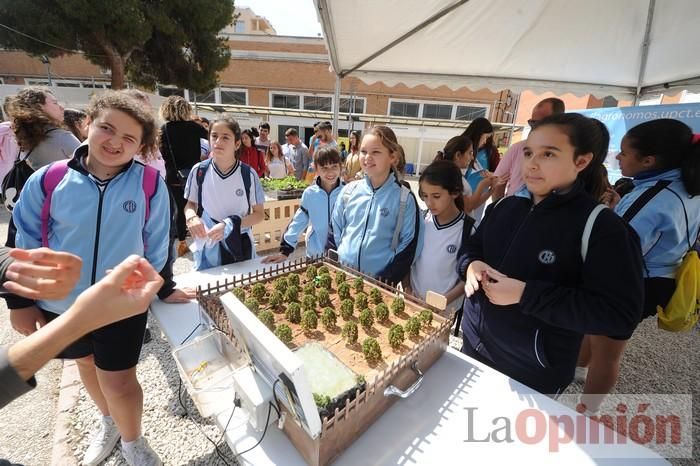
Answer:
[{"xmin": 172, "ymin": 330, "xmax": 248, "ymax": 417}]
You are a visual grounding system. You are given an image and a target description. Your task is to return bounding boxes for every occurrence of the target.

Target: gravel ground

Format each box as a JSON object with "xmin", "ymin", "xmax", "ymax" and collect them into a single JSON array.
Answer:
[{"xmin": 0, "ymin": 197, "xmax": 697, "ymax": 464}]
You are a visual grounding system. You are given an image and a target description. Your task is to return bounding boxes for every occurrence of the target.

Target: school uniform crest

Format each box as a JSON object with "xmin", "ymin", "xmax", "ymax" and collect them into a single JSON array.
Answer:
[
  {"xmin": 122, "ymin": 200, "xmax": 137, "ymax": 213},
  {"xmin": 236, "ymin": 188, "xmax": 245, "ymax": 197},
  {"xmin": 538, "ymin": 249, "xmax": 556, "ymax": 264},
  {"xmin": 380, "ymin": 207, "xmax": 390, "ymax": 217},
  {"xmin": 446, "ymin": 244, "xmax": 457, "ymax": 254}
]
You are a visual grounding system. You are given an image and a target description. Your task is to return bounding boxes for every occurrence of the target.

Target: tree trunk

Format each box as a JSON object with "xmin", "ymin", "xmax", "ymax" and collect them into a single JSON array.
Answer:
[{"xmin": 96, "ymin": 41, "xmax": 131, "ymax": 89}]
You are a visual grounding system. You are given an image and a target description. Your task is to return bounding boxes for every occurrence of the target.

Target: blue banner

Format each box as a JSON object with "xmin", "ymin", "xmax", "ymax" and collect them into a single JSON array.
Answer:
[{"xmin": 575, "ymin": 103, "xmax": 700, "ymax": 182}]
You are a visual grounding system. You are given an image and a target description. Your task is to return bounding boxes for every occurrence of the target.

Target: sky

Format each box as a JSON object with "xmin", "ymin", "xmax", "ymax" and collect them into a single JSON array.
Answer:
[{"xmin": 238, "ymin": 0, "xmax": 323, "ymax": 37}]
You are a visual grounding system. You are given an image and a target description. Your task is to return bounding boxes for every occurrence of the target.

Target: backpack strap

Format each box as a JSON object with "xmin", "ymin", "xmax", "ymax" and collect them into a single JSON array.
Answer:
[
  {"xmin": 391, "ymin": 185, "xmax": 410, "ymax": 251},
  {"xmin": 581, "ymin": 204, "xmax": 607, "ymax": 262},
  {"xmin": 622, "ymin": 180, "xmax": 671, "ymax": 222},
  {"xmin": 240, "ymin": 162, "xmax": 252, "ymax": 214},
  {"xmin": 195, "ymin": 159, "xmax": 211, "ymax": 217},
  {"xmin": 141, "ymin": 165, "xmax": 159, "ymax": 251},
  {"xmin": 40, "ymin": 160, "xmax": 70, "ymax": 247}
]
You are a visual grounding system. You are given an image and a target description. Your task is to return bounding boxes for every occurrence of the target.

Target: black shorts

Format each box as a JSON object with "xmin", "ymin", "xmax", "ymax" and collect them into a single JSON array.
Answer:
[
  {"xmin": 41, "ymin": 309, "xmax": 148, "ymax": 371},
  {"xmin": 608, "ymin": 277, "xmax": 675, "ymax": 341}
]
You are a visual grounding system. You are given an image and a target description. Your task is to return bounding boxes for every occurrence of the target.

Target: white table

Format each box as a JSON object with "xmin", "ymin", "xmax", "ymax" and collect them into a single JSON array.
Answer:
[{"xmin": 151, "ymin": 260, "xmax": 670, "ymax": 466}]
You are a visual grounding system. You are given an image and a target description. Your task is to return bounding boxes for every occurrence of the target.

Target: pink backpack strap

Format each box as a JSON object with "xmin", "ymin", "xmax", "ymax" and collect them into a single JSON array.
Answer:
[
  {"xmin": 40, "ymin": 160, "xmax": 70, "ymax": 247},
  {"xmin": 141, "ymin": 165, "xmax": 159, "ymax": 251}
]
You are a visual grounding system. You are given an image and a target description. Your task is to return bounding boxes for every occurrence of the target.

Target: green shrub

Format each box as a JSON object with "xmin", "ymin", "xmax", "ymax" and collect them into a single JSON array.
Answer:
[
  {"xmin": 369, "ymin": 288, "xmax": 383, "ymax": 305},
  {"xmin": 306, "ymin": 265, "xmax": 318, "ymax": 281},
  {"xmin": 317, "ymin": 288, "xmax": 331, "ymax": 307},
  {"xmin": 337, "ymin": 282, "xmax": 351, "ymax": 300},
  {"xmin": 359, "ymin": 308, "xmax": 374, "ymax": 330},
  {"xmin": 388, "ymin": 324, "xmax": 405, "ymax": 349},
  {"xmin": 374, "ymin": 303, "xmax": 389, "ymax": 323},
  {"xmin": 244, "ymin": 298, "xmax": 259, "ymax": 314},
  {"xmin": 342, "ymin": 321, "xmax": 358, "ymax": 344},
  {"xmin": 418, "ymin": 309, "xmax": 433, "ymax": 327},
  {"xmin": 268, "ymin": 290, "xmax": 284, "ymax": 308},
  {"xmin": 285, "ymin": 285, "xmax": 299, "ymax": 303},
  {"xmin": 301, "ymin": 310, "xmax": 318, "ymax": 332},
  {"xmin": 302, "ymin": 294, "xmax": 317, "ymax": 312},
  {"xmin": 258, "ymin": 310, "xmax": 275, "ymax": 331},
  {"xmin": 355, "ymin": 292, "xmax": 368, "ymax": 310},
  {"xmin": 340, "ymin": 299, "xmax": 354, "ymax": 320},
  {"xmin": 275, "ymin": 324, "xmax": 293, "ymax": 345},
  {"xmin": 405, "ymin": 316, "xmax": 421, "ymax": 337},
  {"xmin": 313, "ymin": 393, "xmax": 330, "ymax": 409},
  {"xmin": 318, "ymin": 274, "xmax": 332, "ymax": 290},
  {"xmin": 391, "ymin": 297, "xmax": 405, "ymax": 316},
  {"xmin": 251, "ymin": 283, "xmax": 266, "ymax": 300},
  {"xmin": 353, "ymin": 277, "xmax": 364, "ymax": 293},
  {"xmin": 286, "ymin": 302, "xmax": 302, "ymax": 324},
  {"xmin": 335, "ymin": 271, "xmax": 346, "ymax": 285},
  {"xmin": 287, "ymin": 273, "xmax": 300, "ymax": 287},
  {"xmin": 318, "ymin": 266, "xmax": 330, "ymax": 276},
  {"xmin": 232, "ymin": 288, "xmax": 245, "ymax": 302},
  {"xmin": 321, "ymin": 307, "xmax": 337, "ymax": 330},
  {"xmin": 273, "ymin": 278, "xmax": 288, "ymax": 293},
  {"xmin": 303, "ymin": 282, "xmax": 316, "ymax": 296},
  {"xmin": 362, "ymin": 337, "xmax": 382, "ymax": 364}
]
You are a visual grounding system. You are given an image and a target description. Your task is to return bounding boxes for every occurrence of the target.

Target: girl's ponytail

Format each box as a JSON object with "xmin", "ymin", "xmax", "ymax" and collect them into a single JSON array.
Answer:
[
  {"xmin": 681, "ymin": 137, "xmax": 700, "ymax": 196},
  {"xmin": 581, "ymin": 118, "xmax": 610, "ymax": 201}
]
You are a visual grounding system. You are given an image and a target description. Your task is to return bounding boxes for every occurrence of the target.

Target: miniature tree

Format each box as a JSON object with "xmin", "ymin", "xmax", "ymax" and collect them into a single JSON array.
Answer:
[
  {"xmin": 340, "ymin": 299, "xmax": 354, "ymax": 320},
  {"xmin": 313, "ymin": 393, "xmax": 330, "ymax": 409},
  {"xmin": 288, "ymin": 273, "xmax": 300, "ymax": 287},
  {"xmin": 321, "ymin": 307, "xmax": 337, "ymax": 330},
  {"xmin": 353, "ymin": 277, "xmax": 364, "ymax": 293},
  {"xmin": 405, "ymin": 316, "xmax": 421, "ymax": 337},
  {"xmin": 335, "ymin": 271, "xmax": 346, "ymax": 286},
  {"xmin": 251, "ymin": 283, "xmax": 266, "ymax": 301},
  {"xmin": 302, "ymin": 294, "xmax": 317, "ymax": 312},
  {"xmin": 318, "ymin": 274, "xmax": 332, "ymax": 290},
  {"xmin": 306, "ymin": 265, "xmax": 318, "ymax": 281},
  {"xmin": 285, "ymin": 285, "xmax": 299, "ymax": 303},
  {"xmin": 258, "ymin": 310, "xmax": 275, "ymax": 331},
  {"xmin": 275, "ymin": 324, "xmax": 293, "ymax": 345},
  {"xmin": 374, "ymin": 303, "xmax": 389, "ymax": 323},
  {"xmin": 286, "ymin": 302, "xmax": 302, "ymax": 324},
  {"xmin": 273, "ymin": 277, "xmax": 288, "ymax": 293},
  {"xmin": 268, "ymin": 291, "xmax": 284, "ymax": 309},
  {"xmin": 303, "ymin": 282, "xmax": 316, "ymax": 296},
  {"xmin": 362, "ymin": 337, "xmax": 382, "ymax": 364},
  {"xmin": 318, "ymin": 265, "xmax": 330, "ymax": 276},
  {"xmin": 301, "ymin": 310, "xmax": 318, "ymax": 332},
  {"xmin": 355, "ymin": 292, "xmax": 368, "ymax": 310},
  {"xmin": 369, "ymin": 288, "xmax": 383, "ymax": 305},
  {"xmin": 418, "ymin": 309, "xmax": 433, "ymax": 327},
  {"xmin": 391, "ymin": 297, "xmax": 406, "ymax": 316},
  {"xmin": 359, "ymin": 308, "xmax": 374, "ymax": 331},
  {"xmin": 244, "ymin": 298, "xmax": 259, "ymax": 314},
  {"xmin": 337, "ymin": 282, "xmax": 351, "ymax": 300},
  {"xmin": 342, "ymin": 321, "xmax": 358, "ymax": 344},
  {"xmin": 232, "ymin": 288, "xmax": 246, "ymax": 302},
  {"xmin": 388, "ymin": 324, "xmax": 405, "ymax": 349},
  {"xmin": 317, "ymin": 288, "xmax": 332, "ymax": 307}
]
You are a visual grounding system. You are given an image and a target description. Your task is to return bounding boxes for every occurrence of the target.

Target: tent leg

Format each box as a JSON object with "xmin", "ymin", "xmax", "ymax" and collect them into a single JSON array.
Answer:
[{"xmin": 333, "ymin": 75, "xmax": 341, "ymax": 138}]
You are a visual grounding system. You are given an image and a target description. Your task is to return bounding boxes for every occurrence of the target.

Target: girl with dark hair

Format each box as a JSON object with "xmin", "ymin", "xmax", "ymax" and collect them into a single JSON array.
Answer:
[
  {"xmin": 239, "ymin": 127, "xmax": 266, "ymax": 178},
  {"xmin": 459, "ymin": 113, "xmax": 644, "ymax": 396},
  {"xmin": 461, "ymin": 117, "xmax": 500, "ymax": 220},
  {"xmin": 577, "ymin": 119, "xmax": 700, "ymax": 412},
  {"xmin": 408, "ymin": 160, "xmax": 474, "ymax": 313},
  {"xmin": 437, "ymin": 135, "xmax": 504, "ymax": 218},
  {"xmin": 63, "ymin": 108, "xmax": 88, "ymax": 141}
]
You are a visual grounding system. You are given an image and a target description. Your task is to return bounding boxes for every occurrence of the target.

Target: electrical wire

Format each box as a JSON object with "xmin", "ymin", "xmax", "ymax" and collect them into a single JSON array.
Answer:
[
  {"xmin": 0, "ymin": 22, "xmax": 108, "ymax": 57},
  {"xmin": 179, "ymin": 323, "xmax": 202, "ymax": 346},
  {"xmin": 234, "ymin": 402, "xmax": 274, "ymax": 458}
]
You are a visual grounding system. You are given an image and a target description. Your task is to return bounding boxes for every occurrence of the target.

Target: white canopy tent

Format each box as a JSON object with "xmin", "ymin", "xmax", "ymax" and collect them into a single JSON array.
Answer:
[{"xmin": 316, "ymin": 0, "xmax": 700, "ymax": 130}]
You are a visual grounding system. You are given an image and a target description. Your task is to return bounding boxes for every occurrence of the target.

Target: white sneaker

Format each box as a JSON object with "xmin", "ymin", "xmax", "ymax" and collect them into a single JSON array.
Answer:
[
  {"xmin": 574, "ymin": 366, "xmax": 589, "ymax": 383},
  {"xmin": 121, "ymin": 437, "xmax": 163, "ymax": 466},
  {"xmin": 83, "ymin": 416, "xmax": 120, "ymax": 466}
]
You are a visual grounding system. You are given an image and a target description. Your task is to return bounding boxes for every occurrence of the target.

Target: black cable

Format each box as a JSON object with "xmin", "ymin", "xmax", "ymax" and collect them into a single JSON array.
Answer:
[
  {"xmin": 179, "ymin": 323, "xmax": 202, "ymax": 345},
  {"xmin": 234, "ymin": 402, "xmax": 274, "ymax": 458}
]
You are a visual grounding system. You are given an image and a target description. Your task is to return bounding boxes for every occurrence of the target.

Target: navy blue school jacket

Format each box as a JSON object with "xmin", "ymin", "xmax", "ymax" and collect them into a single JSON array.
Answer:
[{"xmin": 457, "ymin": 182, "xmax": 644, "ymax": 394}]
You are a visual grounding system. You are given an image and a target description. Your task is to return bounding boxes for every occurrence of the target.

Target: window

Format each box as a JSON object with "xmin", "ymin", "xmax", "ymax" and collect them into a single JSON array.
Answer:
[
  {"xmin": 422, "ymin": 103, "xmax": 452, "ymax": 120},
  {"xmin": 303, "ymin": 96, "xmax": 332, "ymax": 111},
  {"xmin": 220, "ymin": 89, "xmax": 246, "ymax": 105},
  {"xmin": 158, "ymin": 87, "xmax": 185, "ymax": 98},
  {"xmin": 339, "ymin": 98, "xmax": 365, "ymax": 114},
  {"xmin": 234, "ymin": 21, "xmax": 246, "ymax": 33},
  {"xmin": 193, "ymin": 89, "xmax": 217, "ymax": 104},
  {"xmin": 272, "ymin": 94, "xmax": 300, "ymax": 109},
  {"xmin": 389, "ymin": 101, "xmax": 420, "ymax": 118},
  {"xmin": 455, "ymin": 105, "xmax": 487, "ymax": 121}
]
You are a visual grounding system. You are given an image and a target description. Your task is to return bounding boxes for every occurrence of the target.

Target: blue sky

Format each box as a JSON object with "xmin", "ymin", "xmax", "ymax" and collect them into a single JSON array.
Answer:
[{"xmin": 238, "ymin": 0, "xmax": 323, "ymax": 37}]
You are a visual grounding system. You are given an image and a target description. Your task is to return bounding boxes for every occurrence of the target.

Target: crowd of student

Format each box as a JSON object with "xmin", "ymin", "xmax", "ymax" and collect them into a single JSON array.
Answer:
[{"xmin": 0, "ymin": 88, "xmax": 698, "ymax": 466}]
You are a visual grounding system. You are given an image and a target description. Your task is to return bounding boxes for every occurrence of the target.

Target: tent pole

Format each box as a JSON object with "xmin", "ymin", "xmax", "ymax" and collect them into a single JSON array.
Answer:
[
  {"xmin": 333, "ymin": 75, "xmax": 341, "ymax": 138},
  {"xmin": 507, "ymin": 92, "xmax": 521, "ymax": 146},
  {"xmin": 634, "ymin": 0, "xmax": 656, "ymax": 104}
]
